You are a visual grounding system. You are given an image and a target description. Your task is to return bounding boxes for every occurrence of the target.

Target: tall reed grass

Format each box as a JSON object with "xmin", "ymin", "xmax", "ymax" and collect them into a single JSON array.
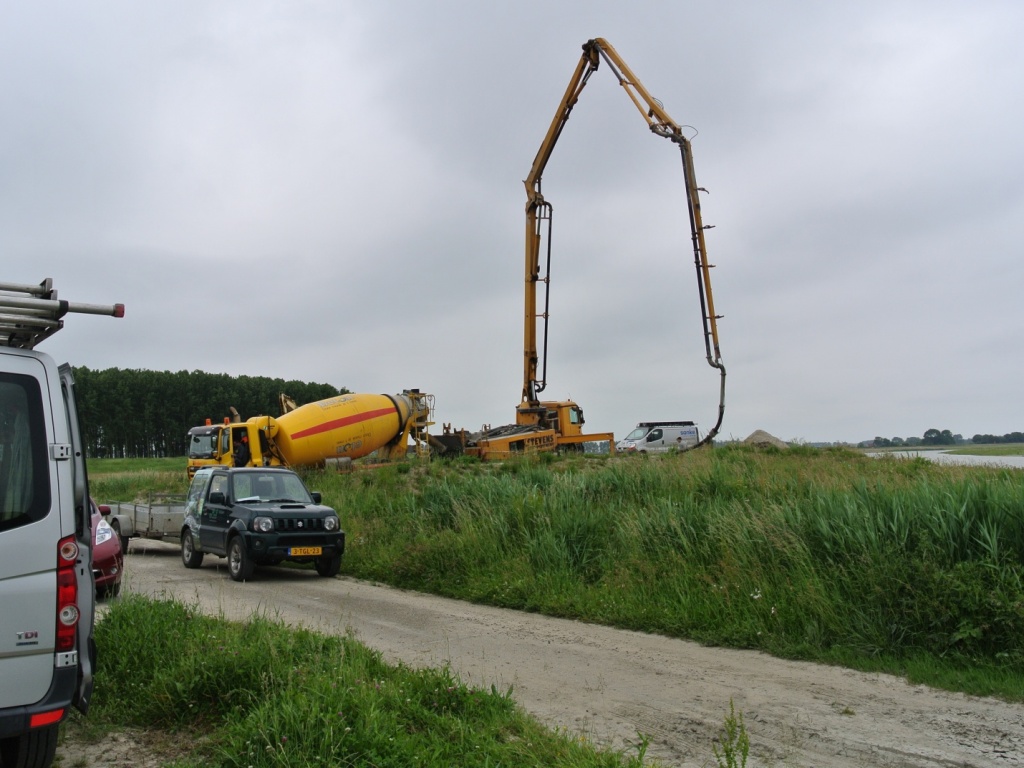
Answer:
[
  {"xmin": 313, "ymin": 446, "xmax": 1024, "ymax": 696},
  {"xmin": 89, "ymin": 446, "xmax": 1024, "ymax": 698}
]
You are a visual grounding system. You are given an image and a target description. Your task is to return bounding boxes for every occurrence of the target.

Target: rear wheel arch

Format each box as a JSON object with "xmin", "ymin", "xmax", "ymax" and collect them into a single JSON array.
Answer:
[{"xmin": 110, "ymin": 517, "xmax": 129, "ymax": 554}]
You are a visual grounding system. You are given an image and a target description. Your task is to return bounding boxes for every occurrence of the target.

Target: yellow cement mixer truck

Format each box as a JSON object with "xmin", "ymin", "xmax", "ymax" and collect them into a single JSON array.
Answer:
[{"xmin": 186, "ymin": 389, "xmax": 433, "ymax": 477}]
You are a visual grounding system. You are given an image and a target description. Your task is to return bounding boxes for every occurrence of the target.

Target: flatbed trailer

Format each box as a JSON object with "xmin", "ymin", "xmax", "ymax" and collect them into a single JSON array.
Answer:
[{"xmin": 106, "ymin": 494, "xmax": 187, "ymax": 552}]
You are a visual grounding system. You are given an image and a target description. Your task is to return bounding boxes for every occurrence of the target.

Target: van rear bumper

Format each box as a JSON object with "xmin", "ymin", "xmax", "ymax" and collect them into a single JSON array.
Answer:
[{"xmin": 0, "ymin": 665, "xmax": 78, "ymax": 738}]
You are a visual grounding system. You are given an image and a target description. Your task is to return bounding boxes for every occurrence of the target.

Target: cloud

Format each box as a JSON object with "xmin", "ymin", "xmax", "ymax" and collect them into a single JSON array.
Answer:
[{"xmin": 5, "ymin": 0, "xmax": 1023, "ymax": 445}]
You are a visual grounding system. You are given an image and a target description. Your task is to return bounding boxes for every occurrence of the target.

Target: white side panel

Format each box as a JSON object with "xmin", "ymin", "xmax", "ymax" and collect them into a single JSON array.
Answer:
[
  {"xmin": 0, "ymin": 569, "xmax": 55, "ymax": 707},
  {"xmin": 0, "ymin": 350, "xmax": 60, "ymax": 710}
]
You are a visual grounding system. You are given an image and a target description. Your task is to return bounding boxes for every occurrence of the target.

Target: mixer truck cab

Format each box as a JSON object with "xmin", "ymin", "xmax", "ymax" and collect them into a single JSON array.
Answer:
[
  {"xmin": 187, "ymin": 421, "xmax": 279, "ymax": 477},
  {"xmin": 616, "ymin": 421, "xmax": 700, "ymax": 453}
]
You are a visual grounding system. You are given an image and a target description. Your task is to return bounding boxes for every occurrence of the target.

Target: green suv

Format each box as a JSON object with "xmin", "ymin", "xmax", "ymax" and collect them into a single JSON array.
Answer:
[{"xmin": 180, "ymin": 467, "xmax": 345, "ymax": 581}]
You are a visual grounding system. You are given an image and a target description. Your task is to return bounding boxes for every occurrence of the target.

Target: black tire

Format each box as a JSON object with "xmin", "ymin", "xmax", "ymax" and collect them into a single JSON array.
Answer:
[
  {"xmin": 111, "ymin": 519, "xmax": 129, "ymax": 554},
  {"xmin": 181, "ymin": 531, "xmax": 204, "ymax": 569},
  {"xmin": 314, "ymin": 553, "xmax": 342, "ymax": 578},
  {"xmin": 227, "ymin": 537, "xmax": 254, "ymax": 582},
  {"xmin": 0, "ymin": 723, "xmax": 59, "ymax": 768}
]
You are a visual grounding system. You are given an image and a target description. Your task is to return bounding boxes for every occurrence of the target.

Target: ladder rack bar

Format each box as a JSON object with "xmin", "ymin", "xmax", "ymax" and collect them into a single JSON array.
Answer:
[
  {"xmin": 0, "ymin": 279, "xmax": 54, "ymax": 297},
  {"xmin": 0, "ymin": 277, "xmax": 124, "ymax": 349},
  {"xmin": 0, "ymin": 294, "xmax": 125, "ymax": 318},
  {"xmin": 0, "ymin": 313, "xmax": 61, "ymax": 327}
]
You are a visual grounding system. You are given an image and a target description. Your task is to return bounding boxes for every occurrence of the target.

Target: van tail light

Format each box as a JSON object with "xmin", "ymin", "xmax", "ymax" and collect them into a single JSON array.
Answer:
[
  {"xmin": 56, "ymin": 535, "xmax": 80, "ymax": 652},
  {"xmin": 30, "ymin": 709, "xmax": 65, "ymax": 728}
]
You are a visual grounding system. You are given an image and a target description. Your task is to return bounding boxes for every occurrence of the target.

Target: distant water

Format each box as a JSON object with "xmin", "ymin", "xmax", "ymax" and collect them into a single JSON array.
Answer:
[{"xmin": 868, "ymin": 450, "xmax": 1024, "ymax": 469}]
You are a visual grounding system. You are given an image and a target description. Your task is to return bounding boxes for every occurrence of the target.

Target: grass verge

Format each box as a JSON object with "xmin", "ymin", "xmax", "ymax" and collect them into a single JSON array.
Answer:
[{"xmin": 71, "ymin": 595, "xmax": 651, "ymax": 768}]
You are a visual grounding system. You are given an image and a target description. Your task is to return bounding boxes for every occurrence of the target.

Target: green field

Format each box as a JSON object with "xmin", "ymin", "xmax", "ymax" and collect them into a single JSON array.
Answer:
[
  {"xmin": 865, "ymin": 443, "xmax": 1024, "ymax": 457},
  {"xmin": 90, "ymin": 446, "xmax": 1024, "ymax": 702},
  {"xmin": 948, "ymin": 444, "xmax": 1024, "ymax": 457}
]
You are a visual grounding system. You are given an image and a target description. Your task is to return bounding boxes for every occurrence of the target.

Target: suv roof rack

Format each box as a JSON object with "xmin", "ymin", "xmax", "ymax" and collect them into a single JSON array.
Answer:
[{"xmin": 0, "ymin": 278, "xmax": 124, "ymax": 350}]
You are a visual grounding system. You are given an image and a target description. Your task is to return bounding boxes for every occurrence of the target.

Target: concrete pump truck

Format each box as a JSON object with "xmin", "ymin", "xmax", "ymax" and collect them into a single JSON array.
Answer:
[{"xmin": 438, "ymin": 38, "xmax": 726, "ymax": 459}]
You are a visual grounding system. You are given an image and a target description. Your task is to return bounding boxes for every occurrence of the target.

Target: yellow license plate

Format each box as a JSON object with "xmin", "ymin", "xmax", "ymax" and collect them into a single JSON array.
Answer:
[{"xmin": 290, "ymin": 546, "xmax": 322, "ymax": 556}]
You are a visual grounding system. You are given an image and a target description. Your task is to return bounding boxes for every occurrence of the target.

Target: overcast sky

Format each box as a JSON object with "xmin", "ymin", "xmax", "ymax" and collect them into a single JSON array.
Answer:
[{"xmin": 3, "ymin": 1, "xmax": 1022, "ymax": 445}]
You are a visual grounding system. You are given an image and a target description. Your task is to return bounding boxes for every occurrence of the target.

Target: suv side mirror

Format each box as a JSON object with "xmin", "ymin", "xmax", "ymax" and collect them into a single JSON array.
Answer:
[
  {"xmin": 209, "ymin": 491, "xmax": 226, "ymax": 505},
  {"xmin": 311, "ymin": 491, "xmax": 322, "ymax": 504}
]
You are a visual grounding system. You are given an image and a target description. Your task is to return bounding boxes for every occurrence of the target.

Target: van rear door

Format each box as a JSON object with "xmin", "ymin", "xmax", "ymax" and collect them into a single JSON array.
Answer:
[{"xmin": 0, "ymin": 357, "xmax": 61, "ymax": 711}]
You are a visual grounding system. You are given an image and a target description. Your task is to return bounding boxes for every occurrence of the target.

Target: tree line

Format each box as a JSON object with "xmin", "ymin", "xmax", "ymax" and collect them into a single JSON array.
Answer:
[
  {"xmin": 969, "ymin": 432, "xmax": 1024, "ymax": 444},
  {"xmin": 73, "ymin": 368, "xmax": 346, "ymax": 459}
]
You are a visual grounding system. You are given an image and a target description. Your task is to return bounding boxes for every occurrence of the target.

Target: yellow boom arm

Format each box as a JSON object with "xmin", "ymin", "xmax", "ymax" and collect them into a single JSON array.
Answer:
[{"xmin": 522, "ymin": 38, "xmax": 725, "ymax": 445}]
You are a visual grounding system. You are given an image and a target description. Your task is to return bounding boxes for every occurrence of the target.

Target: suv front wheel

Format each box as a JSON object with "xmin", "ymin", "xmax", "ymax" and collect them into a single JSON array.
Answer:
[
  {"xmin": 315, "ymin": 553, "xmax": 342, "ymax": 578},
  {"xmin": 181, "ymin": 530, "xmax": 204, "ymax": 569}
]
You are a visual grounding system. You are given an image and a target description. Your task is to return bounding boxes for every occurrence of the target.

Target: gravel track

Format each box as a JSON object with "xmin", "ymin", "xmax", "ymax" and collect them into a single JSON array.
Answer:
[{"xmin": 61, "ymin": 540, "xmax": 1024, "ymax": 767}]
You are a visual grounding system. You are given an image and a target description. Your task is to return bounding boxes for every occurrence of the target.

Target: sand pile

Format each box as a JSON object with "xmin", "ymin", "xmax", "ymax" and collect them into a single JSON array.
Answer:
[{"xmin": 743, "ymin": 430, "xmax": 789, "ymax": 449}]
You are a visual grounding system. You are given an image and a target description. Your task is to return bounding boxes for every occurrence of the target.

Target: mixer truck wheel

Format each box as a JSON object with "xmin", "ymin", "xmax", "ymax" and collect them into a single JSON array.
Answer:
[
  {"xmin": 315, "ymin": 554, "xmax": 342, "ymax": 578},
  {"xmin": 228, "ymin": 537, "xmax": 255, "ymax": 581}
]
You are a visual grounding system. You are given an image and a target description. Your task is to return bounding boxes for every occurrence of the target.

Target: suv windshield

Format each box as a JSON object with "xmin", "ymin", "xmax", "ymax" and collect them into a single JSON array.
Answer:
[{"xmin": 231, "ymin": 472, "xmax": 313, "ymax": 504}]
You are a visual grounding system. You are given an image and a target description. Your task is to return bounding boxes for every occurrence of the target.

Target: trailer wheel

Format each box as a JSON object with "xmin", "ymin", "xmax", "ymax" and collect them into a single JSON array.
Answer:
[
  {"xmin": 181, "ymin": 531, "xmax": 204, "ymax": 569},
  {"xmin": 315, "ymin": 553, "xmax": 342, "ymax": 578},
  {"xmin": 227, "ymin": 537, "xmax": 255, "ymax": 582}
]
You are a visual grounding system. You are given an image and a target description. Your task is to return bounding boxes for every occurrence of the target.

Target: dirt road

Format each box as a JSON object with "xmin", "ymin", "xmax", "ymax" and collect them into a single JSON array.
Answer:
[{"xmin": 93, "ymin": 541, "xmax": 1024, "ymax": 767}]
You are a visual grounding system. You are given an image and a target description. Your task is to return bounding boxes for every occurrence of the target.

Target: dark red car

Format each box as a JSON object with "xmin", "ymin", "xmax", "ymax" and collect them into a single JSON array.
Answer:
[{"xmin": 91, "ymin": 499, "xmax": 124, "ymax": 599}]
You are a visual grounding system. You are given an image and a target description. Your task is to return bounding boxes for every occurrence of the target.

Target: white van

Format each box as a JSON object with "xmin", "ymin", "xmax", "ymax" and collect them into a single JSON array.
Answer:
[
  {"xmin": 0, "ymin": 280, "xmax": 122, "ymax": 768},
  {"xmin": 616, "ymin": 421, "xmax": 700, "ymax": 453}
]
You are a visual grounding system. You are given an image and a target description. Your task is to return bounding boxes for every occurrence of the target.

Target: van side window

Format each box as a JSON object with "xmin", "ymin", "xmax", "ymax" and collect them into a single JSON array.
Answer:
[
  {"xmin": 0, "ymin": 374, "xmax": 50, "ymax": 530},
  {"xmin": 648, "ymin": 429, "xmax": 663, "ymax": 442}
]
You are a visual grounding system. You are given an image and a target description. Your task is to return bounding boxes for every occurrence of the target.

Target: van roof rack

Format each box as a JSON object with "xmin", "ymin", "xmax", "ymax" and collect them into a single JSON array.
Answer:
[
  {"xmin": 636, "ymin": 420, "xmax": 695, "ymax": 428},
  {"xmin": 0, "ymin": 278, "xmax": 124, "ymax": 350}
]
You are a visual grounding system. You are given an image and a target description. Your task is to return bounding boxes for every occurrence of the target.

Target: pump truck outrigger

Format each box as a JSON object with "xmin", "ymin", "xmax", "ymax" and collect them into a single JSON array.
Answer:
[{"xmin": 438, "ymin": 38, "xmax": 726, "ymax": 459}]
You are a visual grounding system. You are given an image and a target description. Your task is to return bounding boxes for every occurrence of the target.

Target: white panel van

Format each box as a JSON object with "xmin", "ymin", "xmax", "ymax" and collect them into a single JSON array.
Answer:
[
  {"xmin": 616, "ymin": 421, "xmax": 700, "ymax": 453},
  {"xmin": 0, "ymin": 280, "xmax": 122, "ymax": 768}
]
